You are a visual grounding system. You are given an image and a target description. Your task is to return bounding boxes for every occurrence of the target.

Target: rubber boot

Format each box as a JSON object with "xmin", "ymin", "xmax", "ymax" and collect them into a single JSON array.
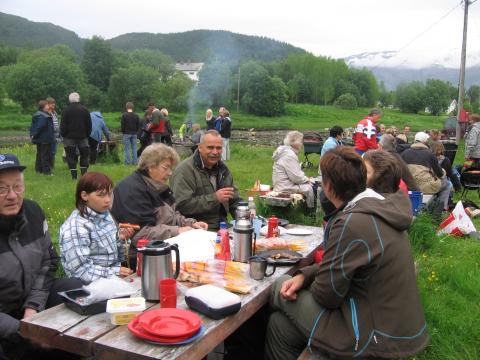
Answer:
[
  {"xmin": 70, "ymin": 169, "xmax": 78, "ymax": 180},
  {"xmin": 80, "ymin": 167, "xmax": 88, "ymax": 176}
]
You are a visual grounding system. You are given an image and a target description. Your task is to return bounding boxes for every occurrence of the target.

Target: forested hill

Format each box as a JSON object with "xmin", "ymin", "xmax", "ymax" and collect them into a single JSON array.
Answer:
[
  {"xmin": 0, "ymin": 12, "xmax": 305, "ymax": 62},
  {"xmin": 109, "ymin": 30, "xmax": 306, "ymax": 62},
  {"xmin": 0, "ymin": 12, "xmax": 83, "ymax": 53}
]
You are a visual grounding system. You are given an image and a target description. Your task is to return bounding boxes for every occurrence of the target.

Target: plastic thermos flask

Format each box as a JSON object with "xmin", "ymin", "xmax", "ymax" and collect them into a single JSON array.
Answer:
[
  {"xmin": 136, "ymin": 239, "xmax": 150, "ymax": 276},
  {"xmin": 267, "ymin": 215, "xmax": 279, "ymax": 238}
]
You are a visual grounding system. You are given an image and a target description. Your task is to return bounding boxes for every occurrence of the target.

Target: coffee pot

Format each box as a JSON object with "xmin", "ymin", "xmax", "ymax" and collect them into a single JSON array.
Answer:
[
  {"xmin": 137, "ymin": 240, "xmax": 180, "ymax": 301},
  {"xmin": 232, "ymin": 201, "xmax": 256, "ymax": 263}
]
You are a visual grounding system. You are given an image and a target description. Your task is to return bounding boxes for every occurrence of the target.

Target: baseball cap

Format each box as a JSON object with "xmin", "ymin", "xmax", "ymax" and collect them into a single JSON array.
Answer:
[
  {"xmin": 0, "ymin": 154, "xmax": 27, "ymax": 172},
  {"xmin": 414, "ymin": 132, "xmax": 429, "ymax": 143}
]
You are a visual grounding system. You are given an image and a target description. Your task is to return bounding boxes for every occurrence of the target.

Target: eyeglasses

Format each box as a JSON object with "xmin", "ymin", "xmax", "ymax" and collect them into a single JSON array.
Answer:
[
  {"xmin": 159, "ymin": 164, "xmax": 172, "ymax": 172},
  {"xmin": 0, "ymin": 183, "xmax": 25, "ymax": 196}
]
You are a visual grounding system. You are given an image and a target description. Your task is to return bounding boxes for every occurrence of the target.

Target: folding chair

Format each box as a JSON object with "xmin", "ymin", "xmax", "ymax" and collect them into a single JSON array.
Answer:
[{"xmin": 460, "ymin": 171, "xmax": 480, "ymax": 199}]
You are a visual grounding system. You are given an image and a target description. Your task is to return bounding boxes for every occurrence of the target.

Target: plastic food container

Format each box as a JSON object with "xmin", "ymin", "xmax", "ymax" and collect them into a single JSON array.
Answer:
[{"xmin": 106, "ymin": 297, "xmax": 146, "ymax": 325}]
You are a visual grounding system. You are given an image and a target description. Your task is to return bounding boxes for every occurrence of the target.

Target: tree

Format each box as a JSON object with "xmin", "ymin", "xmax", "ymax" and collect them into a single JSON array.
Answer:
[
  {"xmin": 378, "ymin": 81, "xmax": 394, "ymax": 107},
  {"xmin": 348, "ymin": 68, "xmax": 379, "ymax": 107},
  {"xmin": 467, "ymin": 85, "xmax": 480, "ymax": 112},
  {"xmin": 5, "ymin": 55, "xmax": 85, "ymax": 111},
  {"xmin": 81, "ymin": 36, "xmax": 114, "ymax": 91},
  {"xmin": 0, "ymin": 44, "xmax": 20, "ymax": 66},
  {"xmin": 242, "ymin": 73, "xmax": 287, "ymax": 116},
  {"xmin": 194, "ymin": 62, "xmax": 233, "ymax": 107},
  {"xmin": 129, "ymin": 49, "xmax": 175, "ymax": 81},
  {"xmin": 424, "ymin": 79, "xmax": 456, "ymax": 116},
  {"xmin": 287, "ymin": 73, "xmax": 311, "ymax": 103},
  {"xmin": 17, "ymin": 45, "xmax": 77, "ymax": 64},
  {"xmin": 158, "ymin": 72, "xmax": 195, "ymax": 112},
  {"xmin": 395, "ymin": 81, "xmax": 426, "ymax": 114},
  {"xmin": 107, "ymin": 65, "xmax": 162, "ymax": 111},
  {"xmin": 334, "ymin": 93, "xmax": 358, "ymax": 109}
]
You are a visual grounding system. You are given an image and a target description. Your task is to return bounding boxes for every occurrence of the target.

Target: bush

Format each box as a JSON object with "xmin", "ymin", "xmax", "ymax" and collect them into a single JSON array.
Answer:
[{"xmin": 334, "ymin": 93, "xmax": 358, "ymax": 109}]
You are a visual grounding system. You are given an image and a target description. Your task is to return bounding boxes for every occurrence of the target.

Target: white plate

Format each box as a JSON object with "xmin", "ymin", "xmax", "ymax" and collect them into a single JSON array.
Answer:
[{"xmin": 286, "ymin": 228, "xmax": 313, "ymax": 236}]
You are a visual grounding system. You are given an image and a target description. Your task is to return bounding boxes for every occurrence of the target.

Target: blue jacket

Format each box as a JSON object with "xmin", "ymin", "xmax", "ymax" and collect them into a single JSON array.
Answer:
[
  {"xmin": 321, "ymin": 137, "xmax": 341, "ymax": 156},
  {"xmin": 89, "ymin": 112, "xmax": 110, "ymax": 142},
  {"xmin": 30, "ymin": 111, "xmax": 54, "ymax": 144}
]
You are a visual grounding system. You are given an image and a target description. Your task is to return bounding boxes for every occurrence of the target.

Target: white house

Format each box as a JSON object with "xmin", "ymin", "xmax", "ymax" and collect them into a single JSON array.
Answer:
[{"xmin": 175, "ymin": 63, "xmax": 204, "ymax": 82}]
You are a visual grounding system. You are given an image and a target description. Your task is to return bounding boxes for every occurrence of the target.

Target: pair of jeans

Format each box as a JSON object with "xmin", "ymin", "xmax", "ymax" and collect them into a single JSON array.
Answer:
[{"xmin": 123, "ymin": 134, "xmax": 138, "ymax": 165}]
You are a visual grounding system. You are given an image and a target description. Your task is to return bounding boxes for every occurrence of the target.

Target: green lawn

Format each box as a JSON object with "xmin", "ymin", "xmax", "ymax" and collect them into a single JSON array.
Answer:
[
  {"xmin": 0, "ymin": 102, "xmax": 448, "ymax": 133},
  {"xmin": 1, "ymin": 141, "xmax": 479, "ymax": 360}
]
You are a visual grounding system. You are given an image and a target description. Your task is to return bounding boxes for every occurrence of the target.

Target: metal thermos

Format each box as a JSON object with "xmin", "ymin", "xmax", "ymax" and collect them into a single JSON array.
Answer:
[
  {"xmin": 233, "ymin": 202, "xmax": 255, "ymax": 263},
  {"xmin": 137, "ymin": 240, "xmax": 180, "ymax": 301}
]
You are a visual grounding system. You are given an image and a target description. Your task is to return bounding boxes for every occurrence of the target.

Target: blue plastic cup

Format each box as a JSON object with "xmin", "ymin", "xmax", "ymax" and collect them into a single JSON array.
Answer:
[{"xmin": 408, "ymin": 191, "xmax": 423, "ymax": 216}]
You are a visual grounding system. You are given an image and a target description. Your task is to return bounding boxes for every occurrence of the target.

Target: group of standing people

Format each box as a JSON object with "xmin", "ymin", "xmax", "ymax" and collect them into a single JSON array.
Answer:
[{"xmin": 206, "ymin": 107, "xmax": 232, "ymax": 161}]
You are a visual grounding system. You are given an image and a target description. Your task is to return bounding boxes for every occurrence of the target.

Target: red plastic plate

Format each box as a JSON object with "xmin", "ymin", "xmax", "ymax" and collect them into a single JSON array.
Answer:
[
  {"xmin": 137, "ymin": 308, "xmax": 202, "ymax": 338},
  {"xmin": 128, "ymin": 316, "xmax": 203, "ymax": 344}
]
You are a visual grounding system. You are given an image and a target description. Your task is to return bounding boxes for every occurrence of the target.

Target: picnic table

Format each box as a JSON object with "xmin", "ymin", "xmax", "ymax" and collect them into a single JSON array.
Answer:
[{"xmin": 20, "ymin": 224, "xmax": 323, "ymax": 360}]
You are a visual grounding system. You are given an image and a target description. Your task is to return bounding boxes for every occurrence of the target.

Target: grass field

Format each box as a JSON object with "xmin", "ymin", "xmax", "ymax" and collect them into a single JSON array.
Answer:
[
  {"xmin": 1, "ymin": 140, "xmax": 479, "ymax": 360},
  {"xmin": 0, "ymin": 102, "xmax": 448, "ymax": 132}
]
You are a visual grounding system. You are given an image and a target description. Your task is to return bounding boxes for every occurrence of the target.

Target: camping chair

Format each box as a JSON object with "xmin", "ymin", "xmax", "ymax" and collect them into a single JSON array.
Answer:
[{"xmin": 460, "ymin": 171, "xmax": 480, "ymax": 199}]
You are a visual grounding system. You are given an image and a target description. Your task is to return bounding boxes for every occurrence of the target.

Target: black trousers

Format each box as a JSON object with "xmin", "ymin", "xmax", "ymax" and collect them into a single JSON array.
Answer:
[
  {"xmin": 0, "ymin": 278, "xmax": 83, "ymax": 360},
  {"xmin": 34, "ymin": 144, "xmax": 53, "ymax": 174},
  {"xmin": 88, "ymin": 138, "xmax": 99, "ymax": 164},
  {"xmin": 63, "ymin": 138, "xmax": 89, "ymax": 171}
]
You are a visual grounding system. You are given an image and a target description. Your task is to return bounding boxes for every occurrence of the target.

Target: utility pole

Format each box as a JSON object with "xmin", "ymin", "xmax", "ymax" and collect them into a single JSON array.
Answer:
[
  {"xmin": 237, "ymin": 67, "xmax": 241, "ymax": 113},
  {"xmin": 456, "ymin": 0, "xmax": 469, "ymax": 144}
]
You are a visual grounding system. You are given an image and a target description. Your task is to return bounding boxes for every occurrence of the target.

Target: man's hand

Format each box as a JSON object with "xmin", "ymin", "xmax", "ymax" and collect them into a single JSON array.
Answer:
[
  {"xmin": 280, "ymin": 274, "xmax": 305, "ymax": 301},
  {"xmin": 23, "ymin": 308, "xmax": 37, "ymax": 319},
  {"xmin": 178, "ymin": 226, "xmax": 194, "ymax": 234},
  {"xmin": 119, "ymin": 266, "xmax": 133, "ymax": 277},
  {"xmin": 192, "ymin": 222, "xmax": 208, "ymax": 230},
  {"xmin": 216, "ymin": 187, "xmax": 234, "ymax": 203}
]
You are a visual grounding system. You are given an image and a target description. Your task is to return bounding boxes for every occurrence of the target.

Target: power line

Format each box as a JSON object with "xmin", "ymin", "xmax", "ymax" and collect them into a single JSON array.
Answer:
[{"xmin": 371, "ymin": 1, "xmax": 464, "ymax": 69}]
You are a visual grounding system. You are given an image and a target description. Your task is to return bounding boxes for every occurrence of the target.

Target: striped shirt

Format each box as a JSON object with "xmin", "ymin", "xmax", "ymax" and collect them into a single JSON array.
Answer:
[{"xmin": 59, "ymin": 208, "xmax": 123, "ymax": 284}]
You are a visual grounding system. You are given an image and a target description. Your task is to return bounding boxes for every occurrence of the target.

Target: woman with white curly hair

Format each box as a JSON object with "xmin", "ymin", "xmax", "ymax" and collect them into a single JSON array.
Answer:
[{"xmin": 272, "ymin": 131, "xmax": 315, "ymax": 208}]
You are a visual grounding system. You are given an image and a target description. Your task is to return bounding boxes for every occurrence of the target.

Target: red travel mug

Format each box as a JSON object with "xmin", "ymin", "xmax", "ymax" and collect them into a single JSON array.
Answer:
[
  {"xmin": 314, "ymin": 248, "xmax": 325, "ymax": 264},
  {"xmin": 159, "ymin": 278, "xmax": 177, "ymax": 308},
  {"xmin": 136, "ymin": 239, "xmax": 150, "ymax": 276},
  {"xmin": 267, "ymin": 215, "xmax": 279, "ymax": 238}
]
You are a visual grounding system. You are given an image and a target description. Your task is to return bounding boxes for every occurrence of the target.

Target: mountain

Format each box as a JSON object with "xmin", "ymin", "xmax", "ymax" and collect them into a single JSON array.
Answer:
[
  {"xmin": 0, "ymin": 12, "xmax": 305, "ymax": 63},
  {"xmin": 0, "ymin": 12, "xmax": 83, "ymax": 53},
  {"xmin": 344, "ymin": 50, "xmax": 480, "ymax": 90},
  {"xmin": 108, "ymin": 30, "xmax": 306, "ymax": 63}
]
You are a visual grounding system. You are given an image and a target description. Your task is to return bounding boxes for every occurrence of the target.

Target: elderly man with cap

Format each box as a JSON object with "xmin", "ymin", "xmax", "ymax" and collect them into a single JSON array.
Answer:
[
  {"xmin": 0, "ymin": 154, "xmax": 81, "ymax": 359},
  {"xmin": 401, "ymin": 132, "xmax": 450, "ymax": 218}
]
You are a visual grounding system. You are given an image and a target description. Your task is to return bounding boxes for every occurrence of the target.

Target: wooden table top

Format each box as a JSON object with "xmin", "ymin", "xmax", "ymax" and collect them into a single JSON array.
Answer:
[{"xmin": 20, "ymin": 224, "xmax": 323, "ymax": 360}]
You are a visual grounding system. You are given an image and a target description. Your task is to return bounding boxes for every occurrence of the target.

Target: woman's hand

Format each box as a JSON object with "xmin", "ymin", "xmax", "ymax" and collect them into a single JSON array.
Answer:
[
  {"xmin": 280, "ymin": 274, "xmax": 305, "ymax": 301},
  {"xmin": 119, "ymin": 266, "xmax": 133, "ymax": 277},
  {"xmin": 178, "ymin": 226, "xmax": 194, "ymax": 233},
  {"xmin": 118, "ymin": 227, "xmax": 135, "ymax": 241},
  {"xmin": 192, "ymin": 221, "xmax": 208, "ymax": 230}
]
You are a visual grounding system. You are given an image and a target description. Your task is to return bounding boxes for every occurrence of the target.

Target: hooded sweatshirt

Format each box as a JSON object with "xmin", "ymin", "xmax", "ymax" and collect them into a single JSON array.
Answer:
[{"xmin": 298, "ymin": 189, "xmax": 428, "ymax": 358}]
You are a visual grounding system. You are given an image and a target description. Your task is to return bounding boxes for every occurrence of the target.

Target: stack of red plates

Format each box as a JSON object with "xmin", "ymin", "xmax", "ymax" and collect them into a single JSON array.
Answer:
[{"xmin": 128, "ymin": 308, "xmax": 204, "ymax": 345}]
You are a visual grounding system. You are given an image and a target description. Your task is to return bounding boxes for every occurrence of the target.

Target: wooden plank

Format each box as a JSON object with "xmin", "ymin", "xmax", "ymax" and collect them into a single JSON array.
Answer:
[
  {"xmin": 20, "ymin": 303, "xmax": 88, "ymax": 347},
  {"xmin": 94, "ymin": 226, "xmax": 323, "ymax": 360}
]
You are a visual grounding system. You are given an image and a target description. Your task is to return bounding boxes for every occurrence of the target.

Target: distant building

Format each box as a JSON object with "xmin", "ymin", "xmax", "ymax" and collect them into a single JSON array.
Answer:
[{"xmin": 175, "ymin": 63, "xmax": 204, "ymax": 81}]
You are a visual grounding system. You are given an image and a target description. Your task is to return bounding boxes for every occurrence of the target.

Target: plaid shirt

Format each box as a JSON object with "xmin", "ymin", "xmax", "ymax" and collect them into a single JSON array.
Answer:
[{"xmin": 59, "ymin": 208, "xmax": 123, "ymax": 283}]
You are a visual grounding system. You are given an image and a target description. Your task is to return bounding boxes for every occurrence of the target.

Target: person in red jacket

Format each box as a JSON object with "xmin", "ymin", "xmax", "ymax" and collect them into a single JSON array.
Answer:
[{"xmin": 353, "ymin": 108, "xmax": 382, "ymax": 155}]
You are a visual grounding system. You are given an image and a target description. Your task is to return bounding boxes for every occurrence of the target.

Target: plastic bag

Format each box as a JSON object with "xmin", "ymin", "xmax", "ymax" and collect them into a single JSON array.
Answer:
[
  {"xmin": 437, "ymin": 201, "xmax": 477, "ymax": 237},
  {"xmin": 82, "ymin": 277, "xmax": 136, "ymax": 304}
]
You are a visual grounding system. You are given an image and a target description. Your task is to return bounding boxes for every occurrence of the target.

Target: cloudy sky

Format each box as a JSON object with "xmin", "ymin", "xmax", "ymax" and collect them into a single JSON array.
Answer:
[{"xmin": 1, "ymin": 0, "xmax": 480, "ymax": 63}]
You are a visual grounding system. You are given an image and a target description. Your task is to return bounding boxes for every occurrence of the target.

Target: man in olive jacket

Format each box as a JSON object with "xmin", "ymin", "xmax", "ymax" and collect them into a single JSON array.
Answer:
[
  {"xmin": 265, "ymin": 147, "xmax": 428, "ymax": 360},
  {"xmin": 171, "ymin": 130, "xmax": 241, "ymax": 231}
]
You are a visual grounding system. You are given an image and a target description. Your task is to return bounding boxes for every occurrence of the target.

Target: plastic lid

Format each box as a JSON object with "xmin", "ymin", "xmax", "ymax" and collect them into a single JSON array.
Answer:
[
  {"xmin": 106, "ymin": 297, "xmax": 146, "ymax": 313},
  {"xmin": 219, "ymin": 221, "xmax": 227, "ymax": 229},
  {"xmin": 248, "ymin": 197, "xmax": 254, "ymax": 201}
]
